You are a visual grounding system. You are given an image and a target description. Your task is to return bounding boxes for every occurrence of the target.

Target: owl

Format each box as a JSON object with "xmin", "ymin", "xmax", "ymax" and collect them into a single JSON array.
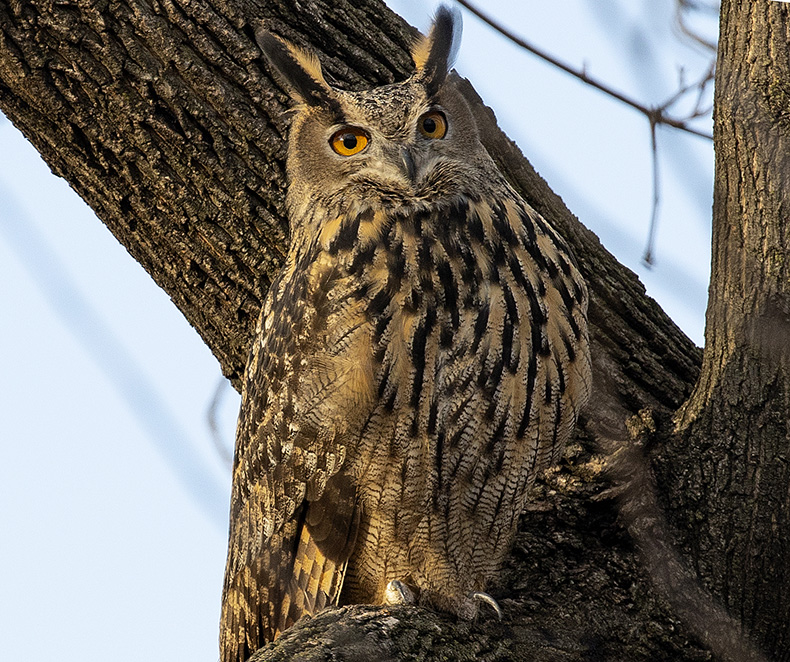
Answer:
[{"xmin": 220, "ymin": 7, "xmax": 591, "ymax": 661}]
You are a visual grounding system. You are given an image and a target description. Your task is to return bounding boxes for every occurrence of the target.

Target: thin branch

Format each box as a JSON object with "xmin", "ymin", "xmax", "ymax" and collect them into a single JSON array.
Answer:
[
  {"xmin": 674, "ymin": 0, "xmax": 719, "ymax": 53},
  {"xmin": 642, "ymin": 117, "xmax": 661, "ymax": 267},
  {"xmin": 207, "ymin": 375, "xmax": 234, "ymax": 470},
  {"xmin": 454, "ymin": 0, "xmax": 713, "ymax": 141},
  {"xmin": 659, "ymin": 61, "xmax": 715, "ymax": 119}
]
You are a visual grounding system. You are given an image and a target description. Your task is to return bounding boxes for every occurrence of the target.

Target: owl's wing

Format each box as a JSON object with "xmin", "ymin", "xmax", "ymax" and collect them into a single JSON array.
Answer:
[
  {"xmin": 220, "ymin": 253, "xmax": 373, "ymax": 662},
  {"xmin": 221, "ymin": 469, "xmax": 358, "ymax": 661}
]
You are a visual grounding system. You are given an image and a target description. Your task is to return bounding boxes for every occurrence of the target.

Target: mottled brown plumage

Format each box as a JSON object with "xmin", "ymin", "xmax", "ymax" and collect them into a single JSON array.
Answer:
[{"xmin": 220, "ymin": 8, "xmax": 591, "ymax": 661}]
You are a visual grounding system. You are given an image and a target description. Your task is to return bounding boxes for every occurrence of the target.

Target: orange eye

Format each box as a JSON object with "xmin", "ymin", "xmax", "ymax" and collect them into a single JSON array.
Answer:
[
  {"xmin": 418, "ymin": 111, "xmax": 447, "ymax": 139},
  {"xmin": 330, "ymin": 127, "xmax": 369, "ymax": 156}
]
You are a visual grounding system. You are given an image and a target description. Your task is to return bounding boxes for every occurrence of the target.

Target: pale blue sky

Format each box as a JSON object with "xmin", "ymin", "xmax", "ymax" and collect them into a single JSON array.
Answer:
[{"xmin": 0, "ymin": 2, "xmax": 715, "ymax": 660}]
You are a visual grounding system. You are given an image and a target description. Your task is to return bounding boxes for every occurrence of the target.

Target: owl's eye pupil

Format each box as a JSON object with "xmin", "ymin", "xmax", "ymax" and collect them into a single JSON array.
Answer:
[
  {"xmin": 422, "ymin": 118, "xmax": 437, "ymax": 134},
  {"xmin": 342, "ymin": 134, "xmax": 358, "ymax": 150}
]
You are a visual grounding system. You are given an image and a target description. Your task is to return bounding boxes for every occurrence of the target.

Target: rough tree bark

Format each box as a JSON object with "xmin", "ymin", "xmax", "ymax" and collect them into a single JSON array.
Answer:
[
  {"xmin": 0, "ymin": 0, "xmax": 784, "ymax": 660},
  {"xmin": 657, "ymin": 1, "xmax": 790, "ymax": 660}
]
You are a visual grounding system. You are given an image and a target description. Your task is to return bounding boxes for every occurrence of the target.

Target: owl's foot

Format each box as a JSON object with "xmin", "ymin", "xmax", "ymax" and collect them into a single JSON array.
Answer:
[
  {"xmin": 385, "ymin": 579, "xmax": 416, "ymax": 605},
  {"xmin": 470, "ymin": 591, "xmax": 503, "ymax": 620}
]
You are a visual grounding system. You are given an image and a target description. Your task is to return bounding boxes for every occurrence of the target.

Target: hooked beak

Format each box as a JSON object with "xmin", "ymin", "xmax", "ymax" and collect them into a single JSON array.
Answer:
[{"xmin": 400, "ymin": 147, "xmax": 417, "ymax": 183}]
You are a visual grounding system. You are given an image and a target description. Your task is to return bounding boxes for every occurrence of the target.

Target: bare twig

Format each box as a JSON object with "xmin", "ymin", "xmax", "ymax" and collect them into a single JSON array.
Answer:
[
  {"xmin": 454, "ymin": 0, "xmax": 714, "ymax": 141},
  {"xmin": 674, "ymin": 0, "xmax": 719, "ymax": 53},
  {"xmin": 642, "ymin": 61, "xmax": 714, "ymax": 265},
  {"xmin": 643, "ymin": 117, "xmax": 660, "ymax": 267},
  {"xmin": 207, "ymin": 376, "xmax": 234, "ymax": 470}
]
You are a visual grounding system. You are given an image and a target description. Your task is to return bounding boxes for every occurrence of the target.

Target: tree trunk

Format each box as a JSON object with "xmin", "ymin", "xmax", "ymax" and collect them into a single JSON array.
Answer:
[
  {"xmin": 660, "ymin": 1, "xmax": 790, "ymax": 659},
  {"xmin": 1, "ymin": 0, "xmax": 781, "ymax": 659}
]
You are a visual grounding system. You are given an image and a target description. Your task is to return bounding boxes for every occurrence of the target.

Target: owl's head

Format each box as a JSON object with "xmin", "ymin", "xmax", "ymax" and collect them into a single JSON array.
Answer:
[{"xmin": 256, "ymin": 7, "xmax": 498, "ymax": 220}]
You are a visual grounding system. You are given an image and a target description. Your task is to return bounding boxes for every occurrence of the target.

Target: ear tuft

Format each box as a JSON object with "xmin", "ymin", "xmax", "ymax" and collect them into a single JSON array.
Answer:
[
  {"xmin": 255, "ymin": 27, "xmax": 334, "ymax": 107},
  {"xmin": 412, "ymin": 5, "xmax": 462, "ymax": 96}
]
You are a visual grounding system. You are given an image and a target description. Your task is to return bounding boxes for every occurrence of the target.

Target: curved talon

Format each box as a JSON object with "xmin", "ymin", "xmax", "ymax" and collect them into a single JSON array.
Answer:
[
  {"xmin": 471, "ymin": 591, "xmax": 503, "ymax": 620},
  {"xmin": 385, "ymin": 579, "xmax": 416, "ymax": 605}
]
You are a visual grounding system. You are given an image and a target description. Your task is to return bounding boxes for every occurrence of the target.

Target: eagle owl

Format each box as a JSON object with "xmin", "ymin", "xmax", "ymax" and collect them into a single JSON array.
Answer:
[{"xmin": 221, "ymin": 7, "xmax": 591, "ymax": 660}]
